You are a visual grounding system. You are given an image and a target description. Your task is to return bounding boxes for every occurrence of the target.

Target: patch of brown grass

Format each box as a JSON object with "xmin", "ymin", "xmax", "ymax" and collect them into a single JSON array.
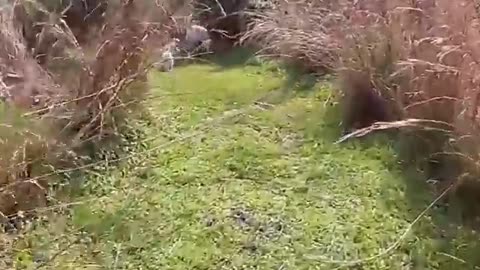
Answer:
[
  {"xmin": 336, "ymin": 0, "xmax": 480, "ymax": 181},
  {"xmin": 242, "ymin": 0, "xmax": 346, "ymax": 72},
  {"xmin": 244, "ymin": 0, "xmax": 480, "ymax": 207},
  {"xmin": 0, "ymin": 0, "xmax": 182, "ymax": 221}
]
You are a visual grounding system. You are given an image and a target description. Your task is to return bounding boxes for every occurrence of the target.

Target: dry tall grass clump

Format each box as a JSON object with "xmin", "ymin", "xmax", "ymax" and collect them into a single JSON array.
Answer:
[
  {"xmin": 336, "ymin": 0, "xmax": 480, "ymax": 185},
  {"xmin": 242, "ymin": 0, "xmax": 344, "ymax": 72},
  {"xmin": 192, "ymin": 0, "xmax": 252, "ymax": 52},
  {"xmin": 0, "ymin": 0, "xmax": 181, "ymax": 220},
  {"xmin": 245, "ymin": 0, "xmax": 480, "ymax": 202}
]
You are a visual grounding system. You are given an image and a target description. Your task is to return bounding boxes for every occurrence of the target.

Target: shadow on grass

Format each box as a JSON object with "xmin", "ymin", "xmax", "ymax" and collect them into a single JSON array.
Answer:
[
  {"xmin": 329, "ymin": 113, "xmax": 480, "ymax": 268},
  {"xmin": 285, "ymin": 80, "xmax": 480, "ymax": 268},
  {"xmin": 186, "ymin": 48, "xmax": 321, "ymax": 104},
  {"xmin": 281, "ymin": 64, "xmax": 318, "ymax": 92},
  {"xmin": 394, "ymin": 133, "xmax": 480, "ymax": 268},
  {"xmin": 208, "ymin": 47, "xmax": 259, "ymax": 71},
  {"xmin": 254, "ymin": 64, "xmax": 325, "ymax": 108}
]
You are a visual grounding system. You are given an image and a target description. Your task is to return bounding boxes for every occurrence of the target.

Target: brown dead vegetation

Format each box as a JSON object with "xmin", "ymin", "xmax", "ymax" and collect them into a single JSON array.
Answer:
[
  {"xmin": 193, "ymin": 0, "xmax": 251, "ymax": 52},
  {"xmin": 241, "ymin": 1, "xmax": 341, "ymax": 72},
  {"xmin": 0, "ymin": 0, "xmax": 184, "ymax": 221},
  {"xmin": 244, "ymin": 0, "xmax": 480, "ymax": 210}
]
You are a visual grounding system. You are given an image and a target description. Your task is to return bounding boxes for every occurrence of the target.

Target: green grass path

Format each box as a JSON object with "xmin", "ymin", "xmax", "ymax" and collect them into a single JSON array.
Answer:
[{"xmin": 11, "ymin": 57, "xmax": 480, "ymax": 269}]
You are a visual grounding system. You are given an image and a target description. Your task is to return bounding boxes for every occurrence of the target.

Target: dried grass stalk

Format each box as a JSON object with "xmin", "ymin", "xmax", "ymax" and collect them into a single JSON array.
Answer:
[
  {"xmin": 0, "ymin": 0, "xmax": 183, "ymax": 219},
  {"xmin": 241, "ymin": 0, "xmax": 344, "ymax": 72},
  {"xmin": 243, "ymin": 0, "xmax": 480, "ymax": 201}
]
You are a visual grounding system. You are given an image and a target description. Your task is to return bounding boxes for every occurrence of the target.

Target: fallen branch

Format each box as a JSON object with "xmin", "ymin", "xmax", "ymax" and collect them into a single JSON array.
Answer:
[{"xmin": 335, "ymin": 119, "xmax": 455, "ymax": 144}]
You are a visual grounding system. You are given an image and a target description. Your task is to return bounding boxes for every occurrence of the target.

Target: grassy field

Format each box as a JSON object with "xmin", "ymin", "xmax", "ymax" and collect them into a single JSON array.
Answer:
[{"xmin": 8, "ymin": 52, "xmax": 480, "ymax": 269}]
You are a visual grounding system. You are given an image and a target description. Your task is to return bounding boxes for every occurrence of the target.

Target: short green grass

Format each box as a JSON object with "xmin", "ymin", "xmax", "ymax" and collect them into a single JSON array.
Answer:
[{"xmin": 9, "ymin": 54, "xmax": 480, "ymax": 269}]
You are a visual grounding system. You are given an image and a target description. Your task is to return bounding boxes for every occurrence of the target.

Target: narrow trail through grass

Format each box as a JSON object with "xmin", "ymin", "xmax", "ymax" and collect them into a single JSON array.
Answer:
[{"xmin": 11, "ymin": 56, "xmax": 480, "ymax": 269}]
